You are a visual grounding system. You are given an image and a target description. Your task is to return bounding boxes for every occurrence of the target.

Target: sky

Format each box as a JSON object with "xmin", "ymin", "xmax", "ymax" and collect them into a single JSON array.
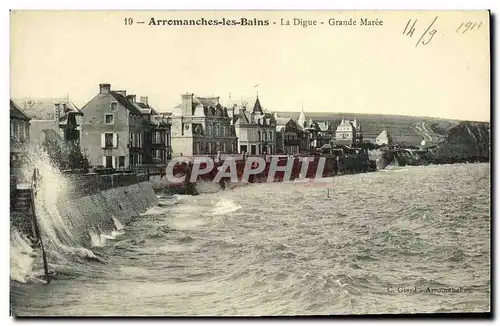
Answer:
[{"xmin": 10, "ymin": 10, "xmax": 490, "ymax": 121}]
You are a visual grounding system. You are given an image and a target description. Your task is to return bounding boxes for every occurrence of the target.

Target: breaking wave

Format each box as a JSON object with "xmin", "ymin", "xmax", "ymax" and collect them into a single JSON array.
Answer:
[{"xmin": 10, "ymin": 145, "xmax": 116, "ymax": 283}]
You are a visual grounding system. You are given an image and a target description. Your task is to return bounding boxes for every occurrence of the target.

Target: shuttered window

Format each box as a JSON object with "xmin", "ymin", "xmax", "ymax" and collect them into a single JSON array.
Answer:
[{"xmin": 102, "ymin": 133, "xmax": 118, "ymax": 148}]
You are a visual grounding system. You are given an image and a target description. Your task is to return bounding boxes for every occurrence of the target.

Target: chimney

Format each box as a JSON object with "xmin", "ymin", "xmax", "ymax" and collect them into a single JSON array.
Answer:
[
  {"xmin": 127, "ymin": 94, "xmax": 136, "ymax": 103},
  {"xmin": 115, "ymin": 90, "xmax": 127, "ymax": 97},
  {"xmin": 181, "ymin": 93, "xmax": 194, "ymax": 116},
  {"xmin": 140, "ymin": 96, "xmax": 148, "ymax": 106},
  {"xmin": 99, "ymin": 83, "xmax": 111, "ymax": 94}
]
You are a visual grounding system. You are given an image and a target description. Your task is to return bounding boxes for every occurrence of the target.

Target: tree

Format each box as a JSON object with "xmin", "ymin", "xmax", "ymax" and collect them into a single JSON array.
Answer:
[{"xmin": 43, "ymin": 132, "xmax": 89, "ymax": 172}]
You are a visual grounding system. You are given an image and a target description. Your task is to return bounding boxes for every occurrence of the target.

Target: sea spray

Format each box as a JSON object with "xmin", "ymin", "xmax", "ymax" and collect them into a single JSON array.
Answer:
[
  {"xmin": 10, "ymin": 143, "xmax": 100, "ymax": 282},
  {"xmin": 210, "ymin": 198, "xmax": 242, "ymax": 216},
  {"xmin": 10, "ymin": 230, "xmax": 37, "ymax": 283},
  {"xmin": 112, "ymin": 216, "xmax": 124, "ymax": 231}
]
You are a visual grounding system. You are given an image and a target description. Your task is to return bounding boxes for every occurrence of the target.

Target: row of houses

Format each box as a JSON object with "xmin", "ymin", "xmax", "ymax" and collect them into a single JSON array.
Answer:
[{"xmin": 11, "ymin": 83, "xmax": 393, "ymax": 170}]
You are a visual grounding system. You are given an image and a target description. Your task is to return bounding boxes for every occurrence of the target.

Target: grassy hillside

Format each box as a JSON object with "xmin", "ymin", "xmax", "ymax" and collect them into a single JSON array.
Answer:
[{"xmin": 274, "ymin": 111, "xmax": 478, "ymax": 146}]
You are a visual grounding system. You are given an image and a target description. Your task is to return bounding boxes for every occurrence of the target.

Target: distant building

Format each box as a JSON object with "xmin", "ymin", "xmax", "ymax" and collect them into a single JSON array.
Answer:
[
  {"xmin": 297, "ymin": 108, "xmax": 335, "ymax": 151},
  {"xmin": 129, "ymin": 95, "xmax": 172, "ymax": 165},
  {"xmin": 12, "ymin": 97, "xmax": 83, "ymax": 146},
  {"xmin": 170, "ymin": 93, "xmax": 238, "ymax": 157},
  {"xmin": 227, "ymin": 96, "xmax": 276, "ymax": 155},
  {"xmin": 10, "ymin": 100, "xmax": 30, "ymax": 171},
  {"xmin": 333, "ymin": 117, "xmax": 363, "ymax": 146},
  {"xmin": 375, "ymin": 130, "xmax": 392, "ymax": 146},
  {"xmin": 275, "ymin": 113, "xmax": 302, "ymax": 154},
  {"xmin": 80, "ymin": 83, "xmax": 171, "ymax": 168},
  {"xmin": 315, "ymin": 121, "xmax": 335, "ymax": 148}
]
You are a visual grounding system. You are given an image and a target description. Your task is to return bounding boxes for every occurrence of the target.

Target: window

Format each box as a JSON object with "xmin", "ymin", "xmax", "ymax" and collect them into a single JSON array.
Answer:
[
  {"xmin": 110, "ymin": 101, "xmax": 118, "ymax": 111},
  {"xmin": 105, "ymin": 114, "xmax": 114, "ymax": 124},
  {"xmin": 269, "ymin": 132, "xmax": 272, "ymax": 141},
  {"xmin": 258, "ymin": 131, "xmax": 261, "ymax": 142},
  {"xmin": 105, "ymin": 156, "xmax": 113, "ymax": 168},
  {"xmin": 153, "ymin": 131, "xmax": 162, "ymax": 144},
  {"xmin": 18, "ymin": 123, "xmax": 24, "ymax": 141},
  {"xmin": 12, "ymin": 122, "xmax": 19, "ymax": 140},
  {"xmin": 104, "ymin": 133, "xmax": 114, "ymax": 148},
  {"xmin": 118, "ymin": 156, "xmax": 125, "ymax": 167},
  {"xmin": 222, "ymin": 142, "xmax": 226, "ymax": 153}
]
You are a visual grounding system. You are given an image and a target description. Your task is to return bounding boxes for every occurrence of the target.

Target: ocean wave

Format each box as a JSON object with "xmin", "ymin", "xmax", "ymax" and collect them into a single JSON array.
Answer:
[{"xmin": 210, "ymin": 198, "xmax": 241, "ymax": 216}]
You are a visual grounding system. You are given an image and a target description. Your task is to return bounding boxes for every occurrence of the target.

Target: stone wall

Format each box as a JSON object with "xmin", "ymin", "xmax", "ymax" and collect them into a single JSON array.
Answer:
[{"xmin": 43, "ymin": 181, "xmax": 158, "ymax": 245}]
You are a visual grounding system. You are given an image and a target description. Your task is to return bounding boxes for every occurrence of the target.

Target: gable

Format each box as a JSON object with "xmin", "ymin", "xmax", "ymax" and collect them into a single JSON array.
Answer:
[{"xmin": 10, "ymin": 100, "xmax": 30, "ymax": 121}]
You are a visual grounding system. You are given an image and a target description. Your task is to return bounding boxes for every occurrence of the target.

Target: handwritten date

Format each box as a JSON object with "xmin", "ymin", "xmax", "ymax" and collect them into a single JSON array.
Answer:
[
  {"xmin": 403, "ymin": 16, "xmax": 438, "ymax": 47},
  {"xmin": 456, "ymin": 21, "xmax": 483, "ymax": 33}
]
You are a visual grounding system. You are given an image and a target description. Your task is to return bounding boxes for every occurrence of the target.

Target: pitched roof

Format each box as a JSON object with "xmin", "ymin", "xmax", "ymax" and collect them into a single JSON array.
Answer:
[
  {"xmin": 232, "ymin": 108, "xmax": 252, "ymax": 124},
  {"xmin": 275, "ymin": 117, "xmax": 292, "ymax": 126},
  {"xmin": 12, "ymin": 98, "xmax": 82, "ymax": 120},
  {"xmin": 146, "ymin": 115, "xmax": 171, "ymax": 127},
  {"xmin": 195, "ymin": 96, "xmax": 219, "ymax": 107},
  {"xmin": 240, "ymin": 96, "xmax": 264, "ymax": 113},
  {"xmin": 376, "ymin": 130, "xmax": 392, "ymax": 140},
  {"xmin": 109, "ymin": 91, "xmax": 143, "ymax": 115},
  {"xmin": 173, "ymin": 95, "xmax": 223, "ymax": 115},
  {"xmin": 10, "ymin": 100, "xmax": 30, "ymax": 121},
  {"xmin": 276, "ymin": 117, "xmax": 294, "ymax": 131}
]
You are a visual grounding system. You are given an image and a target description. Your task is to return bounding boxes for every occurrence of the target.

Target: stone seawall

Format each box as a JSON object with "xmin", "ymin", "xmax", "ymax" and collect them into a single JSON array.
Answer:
[{"xmin": 54, "ymin": 182, "xmax": 158, "ymax": 245}]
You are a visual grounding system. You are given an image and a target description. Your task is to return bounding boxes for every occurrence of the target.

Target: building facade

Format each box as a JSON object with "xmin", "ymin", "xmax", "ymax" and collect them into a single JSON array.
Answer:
[
  {"xmin": 80, "ymin": 83, "xmax": 171, "ymax": 169},
  {"xmin": 12, "ymin": 97, "xmax": 83, "ymax": 146},
  {"xmin": 10, "ymin": 100, "xmax": 30, "ymax": 171},
  {"xmin": 227, "ymin": 96, "xmax": 276, "ymax": 155},
  {"xmin": 296, "ymin": 109, "xmax": 335, "ymax": 152},
  {"xmin": 333, "ymin": 117, "xmax": 363, "ymax": 146},
  {"xmin": 275, "ymin": 113, "xmax": 302, "ymax": 155},
  {"xmin": 170, "ymin": 93, "xmax": 238, "ymax": 157},
  {"xmin": 129, "ymin": 95, "xmax": 172, "ymax": 165}
]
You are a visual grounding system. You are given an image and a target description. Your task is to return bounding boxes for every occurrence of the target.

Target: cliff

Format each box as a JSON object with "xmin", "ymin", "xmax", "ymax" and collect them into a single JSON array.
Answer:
[
  {"xmin": 427, "ymin": 122, "xmax": 490, "ymax": 164},
  {"xmin": 369, "ymin": 122, "xmax": 490, "ymax": 168}
]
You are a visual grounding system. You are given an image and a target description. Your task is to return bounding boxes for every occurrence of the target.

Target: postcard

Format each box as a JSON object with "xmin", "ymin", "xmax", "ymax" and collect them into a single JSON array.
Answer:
[{"xmin": 9, "ymin": 10, "xmax": 490, "ymax": 317}]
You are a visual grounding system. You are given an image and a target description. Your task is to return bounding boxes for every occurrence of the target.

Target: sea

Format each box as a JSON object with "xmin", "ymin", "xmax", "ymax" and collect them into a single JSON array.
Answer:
[{"xmin": 10, "ymin": 162, "xmax": 491, "ymax": 316}]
